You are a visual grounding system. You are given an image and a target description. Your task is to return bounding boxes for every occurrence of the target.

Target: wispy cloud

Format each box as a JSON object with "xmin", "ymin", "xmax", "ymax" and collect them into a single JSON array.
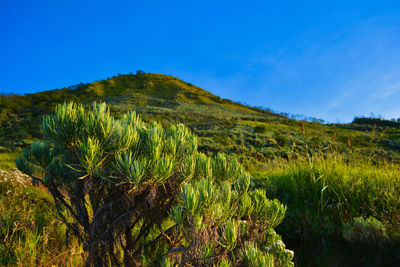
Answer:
[{"xmin": 227, "ymin": 19, "xmax": 400, "ymax": 122}]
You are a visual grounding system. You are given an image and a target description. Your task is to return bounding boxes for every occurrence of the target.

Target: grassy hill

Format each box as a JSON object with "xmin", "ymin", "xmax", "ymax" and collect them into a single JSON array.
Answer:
[
  {"xmin": 2, "ymin": 71, "xmax": 400, "ymax": 164},
  {"xmin": 1, "ymin": 72, "xmax": 400, "ymax": 266}
]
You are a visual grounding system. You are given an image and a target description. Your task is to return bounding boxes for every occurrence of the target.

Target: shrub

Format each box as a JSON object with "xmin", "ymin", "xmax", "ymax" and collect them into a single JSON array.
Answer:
[
  {"xmin": 17, "ymin": 102, "xmax": 293, "ymax": 266},
  {"xmin": 343, "ymin": 216, "xmax": 388, "ymax": 246},
  {"xmin": 253, "ymin": 125, "xmax": 267, "ymax": 134}
]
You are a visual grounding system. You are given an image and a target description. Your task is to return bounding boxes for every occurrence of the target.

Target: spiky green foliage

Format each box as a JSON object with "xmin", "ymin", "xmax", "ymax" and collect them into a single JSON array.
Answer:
[
  {"xmin": 242, "ymin": 242, "xmax": 274, "ymax": 267},
  {"xmin": 165, "ymin": 169, "xmax": 292, "ymax": 265},
  {"xmin": 17, "ymin": 102, "xmax": 292, "ymax": 266}
]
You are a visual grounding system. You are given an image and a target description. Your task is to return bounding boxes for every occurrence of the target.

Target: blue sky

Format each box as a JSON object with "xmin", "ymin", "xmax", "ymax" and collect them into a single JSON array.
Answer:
[{"xmin": 1, "ymin": 0, "xmax": 400, "ymax": 122}]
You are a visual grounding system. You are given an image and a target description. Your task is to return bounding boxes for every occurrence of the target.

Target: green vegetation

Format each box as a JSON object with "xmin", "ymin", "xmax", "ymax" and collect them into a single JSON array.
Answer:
[
  {"xmin": 343, "ymin": 216, "xmax": 389, "ymax": 246},
  {"xmin": 1, "ymin": 72, "xmax": 400, "ymax": 266},
  {"xmin": 0, "ymin": 169, "xmax": 83, "ymax": 266},
  {"xmin": 252, "ymin": 154, "xmax": 400, "ymax": 265},
  {"xmin": 0, "ymin": 152, "xmax": 18, "ymax": 170},
  {"xmin": 2, "ymin": 72, "xmax": 400, "ymax": 163},
  {"xmin": 254, "ymin": 154, "xmax": 400, "ymax": 234},
  {"xmin": 15, "ymin": 102, "xmax": 293, "ymax": 266}
]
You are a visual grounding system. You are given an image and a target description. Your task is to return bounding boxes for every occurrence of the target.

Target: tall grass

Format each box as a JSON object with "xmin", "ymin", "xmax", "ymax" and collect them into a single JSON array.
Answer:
[
  {"xmin": 0, "ymin": 170, "xmax": 83, "ymax": 266},
  {"xmin": 252, "ymin": 153, "xmax": 400, "ymax": 265},
  {"xmin": 254, "ymin": 155, "xmax": 400, "ymax": 236}
]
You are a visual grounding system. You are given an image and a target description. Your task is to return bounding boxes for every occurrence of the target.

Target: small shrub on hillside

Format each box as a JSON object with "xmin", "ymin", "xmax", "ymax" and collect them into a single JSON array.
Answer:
[
  {"xmin": 274, "ymin": 132, "xmax": 288, "ymax": 147},
  {"xmin": 343, "ymin": 216, "xmax": 388, "ymax": 246},
  {"xmin": 254, "ymin": 125, "xmax": 267, "ymax": 134}
]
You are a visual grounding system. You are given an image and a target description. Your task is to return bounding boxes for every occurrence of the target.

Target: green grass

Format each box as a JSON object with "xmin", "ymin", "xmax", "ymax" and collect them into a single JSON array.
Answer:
[
  {"xmin": 252, "ymin": 154, "xmax": 400, "ymax": 266},
  {"xmin": 0, "ymin": 170, "xmax": 83, "ymax": 266},
  {"xmin": 0, "ymin": 152, "xmax": 19, "ymax": 171}
]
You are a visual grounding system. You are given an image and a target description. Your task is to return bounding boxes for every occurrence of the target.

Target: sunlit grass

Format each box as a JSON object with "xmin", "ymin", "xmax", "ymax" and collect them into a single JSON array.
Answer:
[
  {"xmin": 0, "ymin": 170, "xmax": 84, "ymax": 266},
  {"xmin": 252, "ymin": 153, "xmax": 400, "ymax": 265},
  {"xmin": 255, "ymin": 155, "xmax": 400, "ymax": 235},
  {"xmin": 0, "ymin": 152, "xmax": 19, "ymax": 170}
]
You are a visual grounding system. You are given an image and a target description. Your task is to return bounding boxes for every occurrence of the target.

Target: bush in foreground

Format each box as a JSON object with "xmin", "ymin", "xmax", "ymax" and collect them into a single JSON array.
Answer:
[{"xmin": 17, "ymin": 102, "xmax": 293, "ymax": 266}]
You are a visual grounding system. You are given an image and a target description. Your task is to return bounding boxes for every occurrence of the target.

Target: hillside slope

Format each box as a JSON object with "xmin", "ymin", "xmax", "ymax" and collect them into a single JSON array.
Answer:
[{"xmin": 1, "ymin": 72, "xmax": 399, "ymax": 163}]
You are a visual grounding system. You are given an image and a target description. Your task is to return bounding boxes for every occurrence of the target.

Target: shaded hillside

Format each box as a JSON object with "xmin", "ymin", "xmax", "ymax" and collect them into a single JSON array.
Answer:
[{"xmin": 1, "ymin": 72, "xmax": 400, "ymax": 163}]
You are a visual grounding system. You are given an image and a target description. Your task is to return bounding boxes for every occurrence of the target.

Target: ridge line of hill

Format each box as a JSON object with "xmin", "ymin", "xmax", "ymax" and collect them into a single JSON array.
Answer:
[{"xmin": 1, "ymin": 72, "xmax": 400, "ymax": 163}]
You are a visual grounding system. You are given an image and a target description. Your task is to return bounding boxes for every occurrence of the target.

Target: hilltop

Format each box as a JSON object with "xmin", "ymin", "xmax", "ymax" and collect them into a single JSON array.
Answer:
[{"xmin": 1, "ymin": 71, "xmax": 400, "ymax": 163}]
